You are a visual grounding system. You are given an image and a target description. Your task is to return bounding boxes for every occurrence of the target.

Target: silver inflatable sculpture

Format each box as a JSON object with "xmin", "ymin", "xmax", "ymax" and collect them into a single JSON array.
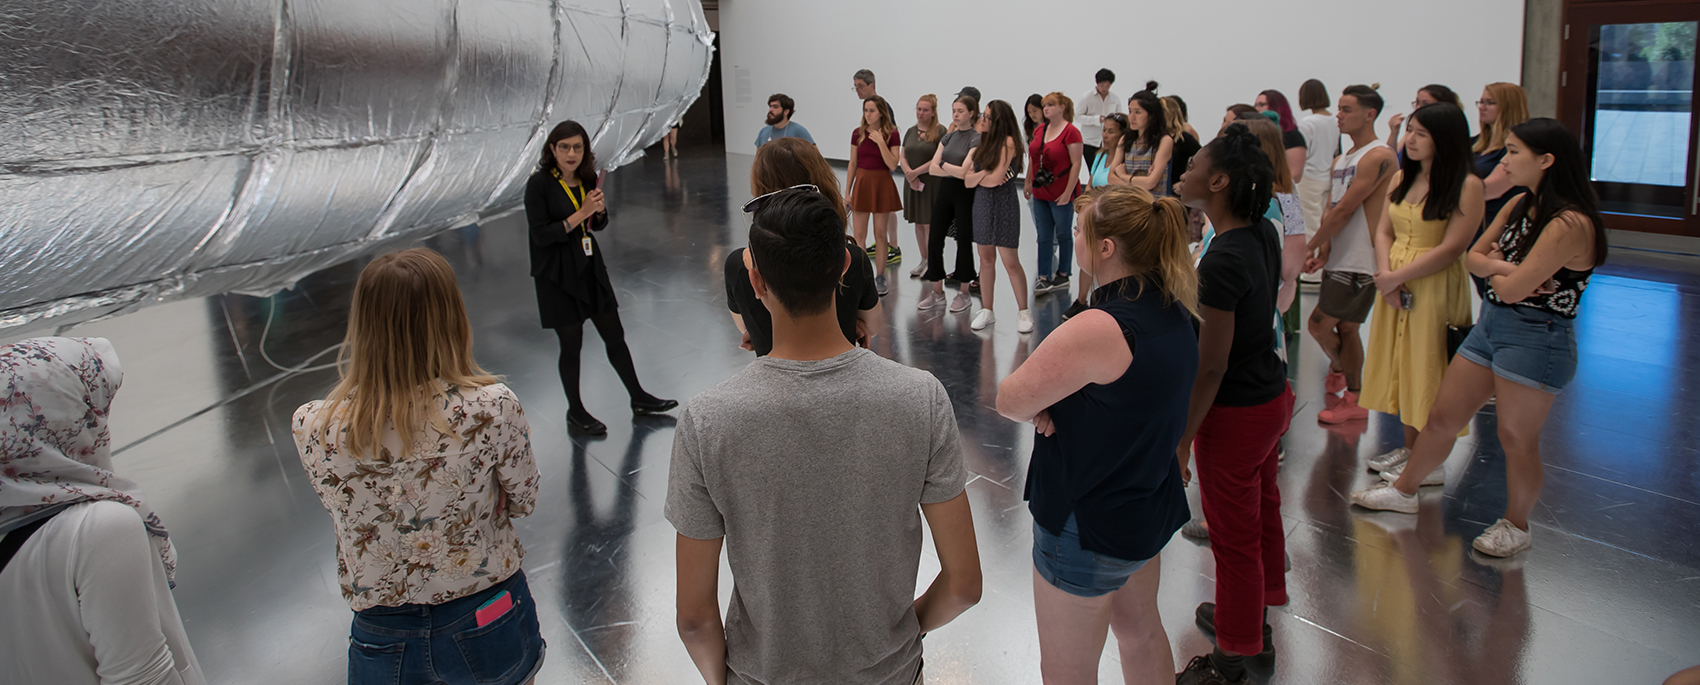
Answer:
[{"xmin": 0, "ymin": 0, "xmax": 714, "ymax": 332}]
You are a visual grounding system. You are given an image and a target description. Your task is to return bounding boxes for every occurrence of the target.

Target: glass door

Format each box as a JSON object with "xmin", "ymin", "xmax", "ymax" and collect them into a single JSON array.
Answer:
[{"xmin": 1563, "ymin": 2, "xmax": 1700, "ymax": 236}]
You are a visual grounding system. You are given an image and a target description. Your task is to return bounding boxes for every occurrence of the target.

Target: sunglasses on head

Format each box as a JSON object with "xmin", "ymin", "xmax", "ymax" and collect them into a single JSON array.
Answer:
[{"xmin": 742, "ymin": 184, "xmax": 820, "ymax": 214}]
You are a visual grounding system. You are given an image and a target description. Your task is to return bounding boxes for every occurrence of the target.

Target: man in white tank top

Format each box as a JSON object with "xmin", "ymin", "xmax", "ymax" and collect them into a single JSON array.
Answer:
[{"xmin": 1303, "ymin": 85, "xmax": 1396, "ymax": 423}]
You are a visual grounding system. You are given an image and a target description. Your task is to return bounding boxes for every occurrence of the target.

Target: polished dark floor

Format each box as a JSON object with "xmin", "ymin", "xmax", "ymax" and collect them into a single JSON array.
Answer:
[{"xmin": 20, "ymin": 148, "xmax": 1700, "ymax": 684}]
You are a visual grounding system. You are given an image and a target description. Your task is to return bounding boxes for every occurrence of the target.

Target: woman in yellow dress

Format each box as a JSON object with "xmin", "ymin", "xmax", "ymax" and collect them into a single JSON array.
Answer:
[{"xmin": 1359, "ymin": 103, "xmax": 1484, "ymax": 480}]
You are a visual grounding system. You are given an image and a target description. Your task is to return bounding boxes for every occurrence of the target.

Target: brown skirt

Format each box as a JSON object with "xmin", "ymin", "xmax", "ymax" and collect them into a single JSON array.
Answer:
[{"xmin": 848, "ymin": 167, "xmax": 903, "ymax": 213}]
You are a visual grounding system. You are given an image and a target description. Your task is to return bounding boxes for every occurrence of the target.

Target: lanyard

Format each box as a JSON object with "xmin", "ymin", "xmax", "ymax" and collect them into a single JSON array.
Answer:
[
  {"xmin": 557, "ymin": 176, "xmax": 586, "ymax": 231},
  {"xmin": 556, "ymin": 170, "xmax": 595, "ymax": 256}
]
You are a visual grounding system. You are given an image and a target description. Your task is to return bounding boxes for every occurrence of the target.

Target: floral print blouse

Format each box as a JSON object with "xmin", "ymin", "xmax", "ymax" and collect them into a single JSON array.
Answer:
[{"xmin": 292, "ymin": 382, "xmax": 539, "ymax": 611}]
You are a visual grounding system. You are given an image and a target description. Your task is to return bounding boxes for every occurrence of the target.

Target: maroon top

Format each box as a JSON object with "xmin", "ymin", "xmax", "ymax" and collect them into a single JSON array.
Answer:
[
  {"xmin": 852, "ymin": 128, "xmax": 902, "ymax": 170},
  {"xmin": 1029, "ymin": 122, "xmax": 1083, "ymax": 202}
]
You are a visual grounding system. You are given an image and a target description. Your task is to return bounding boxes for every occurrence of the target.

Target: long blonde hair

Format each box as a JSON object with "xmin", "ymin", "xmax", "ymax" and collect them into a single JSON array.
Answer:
[
  {"xmin": 1074, "ymin": 185, "xmax": 1199, "ymax": 317},
  {"xmin": 917, "ymin": 94, "xmax": 944, "ymax": 143},
  {"xmin": 314, "ymin": 248, "xmax": 497, "ymax": 459},
  {"xmin": 1473, "ymin": 82, "xmax": 1529, "ymax": 154},
  {"xmin": 1243, "ymin": 116, "xmax": 1296, "ymax": 195}
]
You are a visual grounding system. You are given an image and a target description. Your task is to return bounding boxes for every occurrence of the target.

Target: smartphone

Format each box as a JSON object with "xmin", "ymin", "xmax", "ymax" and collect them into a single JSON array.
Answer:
[{"xmin": 1399, "ymin": 291, "xmax": 1413, "ymax": 310}]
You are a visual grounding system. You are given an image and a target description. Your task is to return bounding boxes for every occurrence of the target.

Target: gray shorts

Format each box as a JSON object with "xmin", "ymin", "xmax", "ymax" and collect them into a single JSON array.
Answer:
[{"xmin": 1317, "ymin": 271, "xmax": 1377, "ymax": 323}]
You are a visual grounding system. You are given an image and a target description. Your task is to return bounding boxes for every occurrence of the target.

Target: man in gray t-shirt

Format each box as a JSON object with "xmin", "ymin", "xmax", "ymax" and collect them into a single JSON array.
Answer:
[{"xmin": 667, "ymin": 188, "xmax": 981, "ymax": 685}]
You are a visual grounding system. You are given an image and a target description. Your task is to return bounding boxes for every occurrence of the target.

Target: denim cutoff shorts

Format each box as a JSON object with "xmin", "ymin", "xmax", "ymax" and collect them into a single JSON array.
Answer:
[
  {"xmin": 1032, "ymin": 513, "xmax": 1151, "ymax": 597},
  {"xmin": 349, "ymin": 569, "xmax": 546, "ymax": 685},
  {"xmin": 1457, "ymin": 303, "xmax": 1578, "ymax": 394}
]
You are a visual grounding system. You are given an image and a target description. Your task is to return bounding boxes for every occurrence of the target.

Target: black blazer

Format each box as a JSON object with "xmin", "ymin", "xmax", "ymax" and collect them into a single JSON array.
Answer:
[{"xmin": 524, "ymin": 170, "xmax": 611, "ymax": 307}]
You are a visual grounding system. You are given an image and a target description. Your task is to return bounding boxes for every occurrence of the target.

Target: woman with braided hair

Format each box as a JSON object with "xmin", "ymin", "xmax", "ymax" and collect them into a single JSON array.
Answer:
[{"xmin": 1173, "ymin": 123, "xmax": 1294, "ymax": 685}]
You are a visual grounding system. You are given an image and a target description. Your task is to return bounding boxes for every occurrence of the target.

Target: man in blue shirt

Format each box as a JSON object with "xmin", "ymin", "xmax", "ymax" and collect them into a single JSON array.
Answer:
[{"xmin": 754, "ymin": 93, "xmax": 814, "ymax": 148}]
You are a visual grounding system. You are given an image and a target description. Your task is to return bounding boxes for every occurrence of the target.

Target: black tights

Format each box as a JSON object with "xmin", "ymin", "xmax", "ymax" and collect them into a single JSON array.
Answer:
[{"xmin": 554, "ymin": 311, "xmax": 647, "ymax": 414}]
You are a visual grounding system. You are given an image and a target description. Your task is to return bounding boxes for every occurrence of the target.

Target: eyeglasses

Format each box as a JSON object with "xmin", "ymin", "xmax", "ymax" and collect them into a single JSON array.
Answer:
[
  {"xmin": 742, "ymin": 184, "xmax": 820, "ymax": 214},
  {"xmin": 1476, "ymin": 99, "xmax": 1498, "ymax": 107}
]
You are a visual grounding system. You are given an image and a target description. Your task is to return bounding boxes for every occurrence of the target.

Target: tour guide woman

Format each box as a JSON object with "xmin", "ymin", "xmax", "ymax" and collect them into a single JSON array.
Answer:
[{"xmin": 524, "ymin": 120, "xmax": 677, "ymax": 435}]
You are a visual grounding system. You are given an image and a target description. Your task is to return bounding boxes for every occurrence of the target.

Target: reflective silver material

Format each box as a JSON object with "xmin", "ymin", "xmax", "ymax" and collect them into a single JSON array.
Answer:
[{"xmin": 0, "ymin": 0, "xmax": 714, "ymax": 332}]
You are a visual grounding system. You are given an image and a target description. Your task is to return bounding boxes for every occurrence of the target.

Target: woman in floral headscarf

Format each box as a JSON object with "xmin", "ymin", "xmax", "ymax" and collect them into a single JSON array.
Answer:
[{"xmin": 0, "ymin": 336, "xmax": 206, "ymax": 685}]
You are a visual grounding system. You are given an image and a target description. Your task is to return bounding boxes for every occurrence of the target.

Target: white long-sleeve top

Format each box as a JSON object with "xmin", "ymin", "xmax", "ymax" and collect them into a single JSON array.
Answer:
[{"xmin": 0, "ymin": 501, "xmax": 206, "ymax": 685}]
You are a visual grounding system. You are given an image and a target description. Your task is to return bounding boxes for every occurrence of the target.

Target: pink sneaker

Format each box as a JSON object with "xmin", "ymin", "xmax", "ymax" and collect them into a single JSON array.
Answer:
[
  {"xmin": 1317, "ymin": 391, "xmax": 1369, "ymax": 424},
  {"xmin": 1325, "ymin": 371, "xmax": 1347, "ymax": 394}
]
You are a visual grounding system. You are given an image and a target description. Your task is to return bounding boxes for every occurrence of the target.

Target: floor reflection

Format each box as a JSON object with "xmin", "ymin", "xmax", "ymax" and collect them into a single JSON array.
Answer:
[{"xmin": 16, "ymin": 148, "xmax": 1700, "ymax": 684}]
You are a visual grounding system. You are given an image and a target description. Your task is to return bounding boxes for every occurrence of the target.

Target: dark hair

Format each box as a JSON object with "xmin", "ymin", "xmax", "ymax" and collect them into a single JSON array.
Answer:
[
  {"xmin": 768, "ymin": 93, "xmax": 795, "ymax": 116},
  {"xmin": 1127, "ymin": 89, "xmax": 1171, "ymax": 149},
  {"xmin": 853, "ymin": 69, "xmax": 875, "ymax": 85},
  {"xmin": 1341, "ymin": 84, "xmax": 1383, "ymax": 120},
  {"xmin": 1144, "ymin": 80, "xmax": 1159, "ymax": 93},
  {"xmin": 1390, "ymin": 103, "xmax": 1472, "ymax": 222},
  {"xmin": 954, "ymin": 94, "xmax": 981, "ymax": 128},
  {"xmin": 1198, "ymin": 123, "xmax": 1274, "ymax": 220},
  {"xmin": 1227, "ymin": 103, "xmax": 1258, "ymax": 119},
  {"xmin": 538, "ymin": 120, "xmax": 597, "ymax": 187},
  {"xmin": 1298, "ymin": 79, "xmax": 1330, "ymax": 111},
  {"xmin": 1096, "ymin": 68, "xmax": 1115, "ymax": 84},
  {"xmin": 1259, "ymin": 90, "xmax": 1298, "ymax": 133},
  {"xmin": 1023, "ymin": 94, "xmax": 1044, "ymax": 141},
  {"xmin": 1505, "ymin": 118, "xmax": 1608, "ymax": 267},
  {"xmin": 973, "ymin": 100, "xmax": 1026, "ymax": 173},
  {"xmin": 1164, "ymin": 94, "xmax": 1189, "ymax": 122},
  {"xmin": 752, "ymin": 137, "xmax": 847, "ymax": 223},
  {"xmin": 1419, "ymin": 84, "xmax": 1461, "ymax": 108},
  {"xmin": 748, "ymin": 190, "xmax": 847, "ymax": 316}
]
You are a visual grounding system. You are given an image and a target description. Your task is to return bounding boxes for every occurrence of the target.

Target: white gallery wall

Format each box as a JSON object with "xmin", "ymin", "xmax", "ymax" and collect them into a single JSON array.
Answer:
[{"xmin": 719, "ymin": 0, "xmax": 1526, "ymax": 163}]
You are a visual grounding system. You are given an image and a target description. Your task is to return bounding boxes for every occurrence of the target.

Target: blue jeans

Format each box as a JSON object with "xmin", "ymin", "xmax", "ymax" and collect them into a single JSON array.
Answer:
[
  {"xmin": 1032, "ymin": 514, "xmax": 1150, "ymax": 597},
  {"xmin": 349, "ymin": 570, "xmax": 546, "ymax": 685},
  {"xmin": 1030, "ymin": 198, "xmax": 1075, "ymax": 277},
  {"xmin": 1457, "ymin": 303, "xmax": 1578, "ymax": 393}
]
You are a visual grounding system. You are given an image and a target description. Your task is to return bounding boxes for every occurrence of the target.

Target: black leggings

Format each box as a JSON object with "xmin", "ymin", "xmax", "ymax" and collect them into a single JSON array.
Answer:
[
  {"xmin": 553, "ymin": 311, "xmax": 645, "ymax": 413},
  {"xmin": 923, "ymin": 177, "xmax": 978, "ymax": 283}
]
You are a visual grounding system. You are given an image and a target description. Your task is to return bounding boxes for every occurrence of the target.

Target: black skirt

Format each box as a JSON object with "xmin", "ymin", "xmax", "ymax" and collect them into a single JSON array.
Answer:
[{"xmin": 534, "ymin": 267, "xmax": 617, "ymax": 328}]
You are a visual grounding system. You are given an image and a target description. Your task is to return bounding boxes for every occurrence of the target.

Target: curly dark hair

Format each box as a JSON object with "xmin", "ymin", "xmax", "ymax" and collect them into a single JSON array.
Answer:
[{"xmin": 1200, "ymin": 123, "xmax": 1274, "ymax": 220}]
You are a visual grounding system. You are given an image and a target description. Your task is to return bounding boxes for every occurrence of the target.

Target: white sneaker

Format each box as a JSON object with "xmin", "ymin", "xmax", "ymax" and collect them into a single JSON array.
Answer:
[
  {"xmin": 970, "ymin": 309, "xmax": 995, "ymax": 330},
  {"xmin": 910, "ymin": 260, "xmax": 928, "ymax": 278},
  {"xmin": 1349, "ymin": 482, "xmax": 1419, "ymax": 514},
  {"xmin": 1016, "ymin": 309, "xmax": 1034, "ymax": 333},
  {"xmin": 1367, "ymin": 447, "xmax": 1411, "ymax": 473},
  {"xmin": 916, "ymin": 290, "xmax": 942, "ymax": 310},
  {"xmin": 1180, "ymin": 518, "xmax": 1209, "ymax": 540},
  {"xmin": 1472, "ymin": 519, "xmax": 1532, "ymax": 557},
  {"xmin": 1380, "ymin": 461, "xmax": 1444, "ymax": 486},
  {"xmin": 949, "ymin": 293, "xmax": 971, "ymax": 313}
]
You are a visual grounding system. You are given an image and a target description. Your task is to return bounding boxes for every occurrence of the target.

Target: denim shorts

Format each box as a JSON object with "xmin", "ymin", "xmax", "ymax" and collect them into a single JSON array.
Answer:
[
  {"xmin": 1457, "ymin": 303, "xmax": 1578, "ymax": 393},
  {"xmin": 349, "ymin": 570, "xmax": 546, "ymax": 685},
  {"xmin": 1032, "ymin": 514, "xmax": 1150, "ymax": 597}
]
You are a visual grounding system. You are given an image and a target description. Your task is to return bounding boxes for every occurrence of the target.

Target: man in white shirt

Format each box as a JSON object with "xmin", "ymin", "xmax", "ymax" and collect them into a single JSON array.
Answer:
[{"xmin": 1076, "ymin": 69, "xmax": 1124, "ymax": 172}]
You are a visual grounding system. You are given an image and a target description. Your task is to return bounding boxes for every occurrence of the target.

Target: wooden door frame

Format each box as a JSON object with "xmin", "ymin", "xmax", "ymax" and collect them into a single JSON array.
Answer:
[{"xmin": 1559, "ymin": 0, "xmax": 1700, "ymax": 236}]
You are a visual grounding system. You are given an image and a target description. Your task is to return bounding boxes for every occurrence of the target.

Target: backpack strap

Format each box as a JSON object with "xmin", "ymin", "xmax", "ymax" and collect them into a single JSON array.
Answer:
[{"xmin": 0, "ymin": 514, "xmax": 57, "ymax": 576}]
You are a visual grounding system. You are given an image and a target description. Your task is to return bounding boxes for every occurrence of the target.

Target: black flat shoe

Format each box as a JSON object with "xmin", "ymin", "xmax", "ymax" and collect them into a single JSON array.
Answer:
[
  {"xmin": 567, "ymin": 411, "xmax": 607, "ymax": 436},
  {"xmin": 631, "ymin": 396, "xmax": 678, "ymax": 416}
]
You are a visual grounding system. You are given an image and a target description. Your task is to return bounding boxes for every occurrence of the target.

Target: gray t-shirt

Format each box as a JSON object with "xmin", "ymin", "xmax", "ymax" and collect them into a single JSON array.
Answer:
[
  {"xmin": 665, "ymin": 347, "xmax": 967, "ymax": 685},
  {"xmin": 938, "ymin": 128, "xmax": 981, "ymax": 167}
]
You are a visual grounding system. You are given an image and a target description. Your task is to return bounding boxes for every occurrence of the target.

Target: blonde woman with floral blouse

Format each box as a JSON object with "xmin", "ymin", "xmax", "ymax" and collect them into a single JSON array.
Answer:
[{"xmin": 293, "ymin": 248, "xmax": 544, "ymax": 685}]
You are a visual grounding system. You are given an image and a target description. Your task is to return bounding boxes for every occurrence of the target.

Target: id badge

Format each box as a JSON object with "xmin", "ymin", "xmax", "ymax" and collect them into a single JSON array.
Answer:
[{"xmin": 581, "ymin": 234, "xmax": 593, "ymax": 256}]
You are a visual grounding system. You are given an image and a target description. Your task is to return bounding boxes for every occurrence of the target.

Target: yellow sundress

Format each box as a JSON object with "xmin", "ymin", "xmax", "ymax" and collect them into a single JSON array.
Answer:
[{"xmin": 1360, "ymin": 200, "xmax": 1472, "ymax": 433}]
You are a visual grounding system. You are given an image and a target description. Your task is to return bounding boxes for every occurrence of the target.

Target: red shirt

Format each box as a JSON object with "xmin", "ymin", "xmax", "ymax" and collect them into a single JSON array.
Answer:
[
  {"xmin": 1028, "ymin": 123, "xmax": 1083, "ymax": 202},
  {"xmin": 852, "ymin": 128, "xmax": 902, "ymax": 170}
]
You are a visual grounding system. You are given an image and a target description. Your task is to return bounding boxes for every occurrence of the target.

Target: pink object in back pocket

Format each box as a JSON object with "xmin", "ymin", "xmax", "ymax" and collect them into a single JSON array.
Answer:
[{"xmin": 475, "ymin": 591, "xmax": 513, "ymax": 627}]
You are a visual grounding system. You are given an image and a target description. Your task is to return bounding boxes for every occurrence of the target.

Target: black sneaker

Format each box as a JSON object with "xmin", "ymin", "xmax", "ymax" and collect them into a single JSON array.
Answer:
[
  {"xmin": 865, "ymin": 243, "xmax": 878, "ymax": 256},
  {"xmin": 1049, "ymin": 272, "xmax": 1071, "ymax": 293},
  {"xmin": 1033, "ymin": 276, "xmax": 1053, "ymax": 295},
  {"xmin": 1061, "ymin": 300, "xmax": 1089, "ymax": 321},
  {"xmin": 1194, "ymin": 603, "xmax": 1275, "ymax": 667},
  {"xmin": 968, "ymin": 279, "xmax": 980, "ymax": 294},
  {"xmin": 1176, "ymin": 654, "xmax": 1249, "ymax": 685},
  {"xmin": 887, "ymin": 245, "xmax": 902, "ymax": 264}
]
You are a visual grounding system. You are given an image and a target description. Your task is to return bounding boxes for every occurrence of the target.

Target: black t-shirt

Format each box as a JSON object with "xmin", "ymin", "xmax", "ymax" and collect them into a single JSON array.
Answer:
[
  {"xmin": 1170, "ymin": 132, "xmax": 1201, "ymax": 187},
  {"xmin": 1282, "ymin": 128, "xmax": 1306, "ymax": 150},
  {"xmin": 724, "ymin": 239, "xmax": 880, "ymax": 356},
  {"xmin": 1197, "ymin": 219, "xmax": 1287, "ymax": 406}
]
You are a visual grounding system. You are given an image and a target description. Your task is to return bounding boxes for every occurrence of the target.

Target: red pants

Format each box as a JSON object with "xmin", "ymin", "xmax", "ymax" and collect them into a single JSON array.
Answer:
[{"xmin": 1196, "ymin": 384, "xmax": 1294, "ymax": 655}]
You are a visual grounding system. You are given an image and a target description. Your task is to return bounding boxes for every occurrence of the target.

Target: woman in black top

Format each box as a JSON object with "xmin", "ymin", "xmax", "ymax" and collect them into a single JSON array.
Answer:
[
  {"xmin": 1173, "ymin": 123, "xmax": 1294, "ymax": 685},
  {"xmin": 524, "ymin": 120, "xmax": 676, "ymax": 435},
  {"xmin": 997, "ymin": 185, "xmax": 1198, "ymax": 683}
]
